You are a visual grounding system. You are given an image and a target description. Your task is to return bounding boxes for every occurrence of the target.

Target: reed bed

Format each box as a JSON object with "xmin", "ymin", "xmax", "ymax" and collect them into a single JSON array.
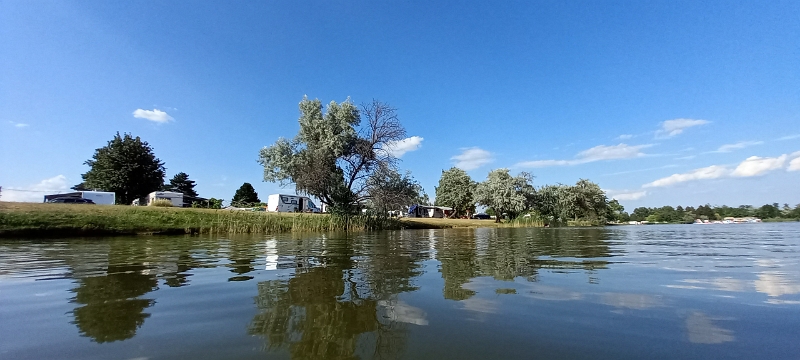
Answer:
[{"xmin": 0, "ymin": 202, "xmax": 402, "ymax": 238}]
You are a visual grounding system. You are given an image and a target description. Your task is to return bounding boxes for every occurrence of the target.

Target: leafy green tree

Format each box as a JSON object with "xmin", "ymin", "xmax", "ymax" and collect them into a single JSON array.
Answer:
[
  {"xmin": 259, "ymin": 98, "xmax": 407, "ymax": 214},
  {"xmin": 366, "ymin": 167, "xmax": 422, "ymax": 213},
  {"xmin": 607, "ymin": 199, "xmax": 626, "ymax": 222},
  {"xmin": 571, "ymin": 179, "xmax": 609, "ymax": 222},
  {"xmin": 535, "ymin": 184, "xmax": 575, "ymax": 222},
  {"xmin": 79, "ymin": 133, "xmax": 166, "ymax": 204},
  {"xmin": 755, "ymin": 204, "xmax": 780, "ymax": 219},
  {"xmin": 475, "ymin": 169, "xmax": 535, "ymax": 223},
  {"xmin": 71, "ymin": 182, "xmax": 90, "ymax": 191},
  {"xmin": 434, "ymin": 167, "xmax": 476, "ymax": 218},
  {"xmin": 164, "ymin": 172, "xmax": 198, "ymax": 197},
  {"xmin": 231, "ymin": 183, "xmax": 260, "ymax": 206}
]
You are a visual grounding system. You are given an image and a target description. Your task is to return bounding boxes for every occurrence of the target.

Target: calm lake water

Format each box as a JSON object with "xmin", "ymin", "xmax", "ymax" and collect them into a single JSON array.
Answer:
[{"xmin": 2, "ymin": 224, "xmax": 800, "ymax": 359}]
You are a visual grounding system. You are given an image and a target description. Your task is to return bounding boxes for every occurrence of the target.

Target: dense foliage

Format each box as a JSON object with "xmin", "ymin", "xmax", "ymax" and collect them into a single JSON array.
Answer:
[
  {"xmin": 366, "ymin": 167, "xmax": 423, "ymax": 213},
  {"xmin": 475, "ymin": 169, "xmax": 536, "ymax": 223},
  {"xmin": 231, "ymin": 183, "xmax": 260, "ymax": 207},
  {"xmin": 164, "ymin": 172, "xmax": 198, "ymax": 197},
  {"xmin": 533, "ymin": 179, "xmax": 610, "ymax": 224},
  {"xmin": 79, "ymin": 133, "xmax": 166, "ymax": 205},
  {"xmin": 434, "ymin": 167, "xmax": 476, "ymax": 218},
  {"xmin": 259, "ymin": 98, "xmax": 407, "ymax": 214}
]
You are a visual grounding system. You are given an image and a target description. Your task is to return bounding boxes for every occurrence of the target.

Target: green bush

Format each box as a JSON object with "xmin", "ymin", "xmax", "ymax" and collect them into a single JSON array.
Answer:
[{"xmin": 150, "ymin": 199, "xmax": 174, "ymax": 207}]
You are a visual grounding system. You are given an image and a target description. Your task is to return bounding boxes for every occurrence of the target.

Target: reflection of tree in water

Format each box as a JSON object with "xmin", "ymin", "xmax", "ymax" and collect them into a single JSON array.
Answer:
[
  {"xmin": 249, "ymin": 235, "xmax": 422, "ymax": 359},
  {"xmin": 70, "ymin": 251, "xmax": 158, "ymax": 343},
  {"xmin": 435, "ymin": 228, "xmax": 614, "ymax": 299},
  {"xmin": 226, "ymin": 236, "xmax": 260, "ymax": 281},
  {"xmin": 437, "ymin": 236, "xmax": 479, "ymax": 300}
]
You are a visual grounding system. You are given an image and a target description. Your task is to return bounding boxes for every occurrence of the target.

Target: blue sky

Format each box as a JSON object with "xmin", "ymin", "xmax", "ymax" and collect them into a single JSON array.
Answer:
[{"xmin": 1, "ymin": 0, "xmax": 799, "ymax": 209}]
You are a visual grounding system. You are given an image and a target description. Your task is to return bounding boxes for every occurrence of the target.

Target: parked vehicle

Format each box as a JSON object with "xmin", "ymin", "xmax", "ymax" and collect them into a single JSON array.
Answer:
[
  {"xmin": 43, "ymin": 191, "xmax": 115, "ymax": 205},
  {"xmin": 267, "ymin": 194, "xmax": 321, "ymax": 213},
  {"xmin": 132, "ymin": 191, "xmax": 184, "ymax": 207},
  {"xmin": 48, "ymin": 198, "xmax": 95, "ymax": 204},
  {"xmin": 472, "ymin": 213, "xmax": 491, "ymax": 220}
]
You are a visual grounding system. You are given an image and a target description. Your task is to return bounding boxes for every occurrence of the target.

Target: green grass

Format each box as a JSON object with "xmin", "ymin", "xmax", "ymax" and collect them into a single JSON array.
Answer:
[
  {"xmin": 0, "ymin": 202, "xmax": 403, "ymax": 237},
  {"xmin": 399, "ymin": 216, "xmax": 545, "ymax": 229}
]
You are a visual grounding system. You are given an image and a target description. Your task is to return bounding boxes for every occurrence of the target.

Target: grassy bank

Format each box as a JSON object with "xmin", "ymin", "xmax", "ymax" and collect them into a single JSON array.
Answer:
[
  {"xmin": 399, "ymin": 217, "xmax": 546, "ymax": 229},
  {"xmin": 0, "ymin": 202, "xmax": 402, "ymax": 238}
]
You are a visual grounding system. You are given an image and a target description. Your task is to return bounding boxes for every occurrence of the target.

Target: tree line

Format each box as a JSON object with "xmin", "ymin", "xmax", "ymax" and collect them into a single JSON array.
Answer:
[
  {"xmin": 256, "ymin": 97, "xmax": 622, "ymax": 224},
  {"xmin": 624, "ymin": 203, "xmax": 800, "ymax": 223},
  {"xmin": 72, "ymin": 132, "xmax": 263, "ymax": 208},
  {"xmin": 433, "ymin": 167, "xmax": 614, "ymax": 224}
]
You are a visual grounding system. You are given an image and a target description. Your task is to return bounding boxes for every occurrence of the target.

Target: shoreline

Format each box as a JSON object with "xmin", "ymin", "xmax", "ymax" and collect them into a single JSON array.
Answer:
[{"xmin": 0, "ymin": 202, "xmax": 552, "ymax": 238}]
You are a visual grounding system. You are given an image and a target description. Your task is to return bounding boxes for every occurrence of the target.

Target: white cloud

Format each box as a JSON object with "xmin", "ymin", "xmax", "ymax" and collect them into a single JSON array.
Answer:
[
  {"xmin": 643, "ymin": 165, "xmax": 729, "ymax": 188},
  {"xmin": 642, "ymin": 153, "xmax": 795, "ymax": 187},
  {"xmin": 778, "ymin": 134, "xmax": 800, "ymax": 141},
  {"xmin": 610, "ymin": 190, "xmax": 647, "ymax": 201},
  {"xmin": 789, "ymin": 156, "xmax": 800, "ymax": 172},
  {"xmin": 383, "ymin": 136, "xmax": 423, "ymax": 158},
  {"xmin": 7, "ymin": 121, "xmax": 29, "ymax": 128},
  {"xmin": 0, "ymin": 175, "xmax": 70, "ymax": 202},
  {"xmin": 731, "ymin": 155, "xmax": 787, "ymax": 177},
  {"xmin": 617, "ymin": 134, "xmax": 634, "ymax": 140},
  {"xmin": 133, "ymin": 109, "xmax": 174, "ymax": 123},
  {"xmin": 515, "ymin": 143, "xmax": 651, "ymax": 168},
  {"xmin": 713, "ymin": 141, "xmax": 763, "ymax": 153},
  {"xmin": 452, "ymin": 147, "xmax": 493, "ymax": 170},
  {"xmin": 657, "ymin": 118, "xmax": 709, "ymax": 138}
]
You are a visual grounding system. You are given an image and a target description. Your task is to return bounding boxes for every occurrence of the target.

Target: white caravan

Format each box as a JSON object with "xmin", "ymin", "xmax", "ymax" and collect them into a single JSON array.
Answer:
[
  {"xmin": 43, "ymin": 191, "xmax": 116, "ymax": 205},
  {"xmin": 267, "ymin": 194, "xmax": 321, "ymax": 213}
]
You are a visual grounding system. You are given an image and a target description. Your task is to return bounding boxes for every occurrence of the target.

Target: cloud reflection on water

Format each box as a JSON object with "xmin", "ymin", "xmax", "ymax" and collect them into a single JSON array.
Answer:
[{"xmin": 684, "ymin": 311, "xmax": 735, "ymax": 344}]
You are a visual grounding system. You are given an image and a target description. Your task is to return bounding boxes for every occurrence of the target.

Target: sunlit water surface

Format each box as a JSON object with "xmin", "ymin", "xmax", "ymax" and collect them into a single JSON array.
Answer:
[{"xmin": 2, "ymin": 224, "xmax": 799, "ymax": 359}]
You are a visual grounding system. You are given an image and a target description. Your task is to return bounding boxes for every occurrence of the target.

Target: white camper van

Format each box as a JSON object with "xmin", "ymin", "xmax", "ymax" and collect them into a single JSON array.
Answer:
[
  {"xmin": 267, "ymin": 194, "xmax": 321, "ymax": 213},
  {"xmin": 132, "ymin": 191, "xmax": 184, "ymax": 207}
]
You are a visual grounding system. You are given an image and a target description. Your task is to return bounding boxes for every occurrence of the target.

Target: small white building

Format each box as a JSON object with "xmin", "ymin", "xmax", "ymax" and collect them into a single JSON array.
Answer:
[{"xmin": 132, "ymin": 191, "xmax": 184, "ymax": 207}]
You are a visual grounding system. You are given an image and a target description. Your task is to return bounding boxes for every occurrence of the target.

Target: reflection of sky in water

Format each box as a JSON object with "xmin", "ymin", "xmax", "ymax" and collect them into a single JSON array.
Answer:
[
  {"xmin": 3, "ymin": 224, "xmax": 800, "ymax": 360},
  {"xmin": 685, "ymin": 311, "xmax": 735, "ymax": 344}
]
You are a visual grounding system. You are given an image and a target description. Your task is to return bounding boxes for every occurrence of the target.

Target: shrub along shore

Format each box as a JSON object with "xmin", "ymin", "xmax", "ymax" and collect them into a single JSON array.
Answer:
[{"xmin": 0, "ymin": 202, "xmax": 556, "ymax": 238}]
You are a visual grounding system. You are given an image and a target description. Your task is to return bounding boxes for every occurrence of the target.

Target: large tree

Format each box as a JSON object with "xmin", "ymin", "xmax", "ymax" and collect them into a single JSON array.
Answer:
[
  {"xmin": 434, "ymin": 167, "xmax": 476, "ymax": 218},
  {"xmin": 231, "ymin": 183, "xmax": 260, "ymax": 206},
  {"xmin": 475, "ymin": 169, "xmax": 535, "ymax": 223},
  {"xmin": 79, "ymin": 133, "xmax": 165, "ymax": 204},
  {"xmin": 366, "ymin": 167, "xmax": 422, "ymax": 213},
  {"xmin": 164, "ymin": 172, "xmax": 198, "ymax": 197},
  {"xmin": 258, "ymin": 97, "xmax": 406, "ymax": 214}
]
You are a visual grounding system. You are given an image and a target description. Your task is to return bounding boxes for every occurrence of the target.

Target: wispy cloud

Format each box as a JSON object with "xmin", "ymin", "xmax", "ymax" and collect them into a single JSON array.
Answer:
[
  {"xmin": 676, "ymin": 155, "xmax": 696, "ymax": 160},
  {"xmin": 643, "ymin": 153, "xmax": 795, "ymax": 187},
  {"xmin": 383, "ymin": 136, "xmax": 423, "ymax": 158},
  {"xmin": 515, "ymin": 143, "xmax": 652, "ymax": 168},
  {"xmin": 0, "ymin": 175, "xmax": 70, "ymax": 202},
  {"xmin": 712, "ymin": 141, "xmax": 763, "ymax": 153},
  {"xmin": 643, "ymin": 165, "xmax": 729, "ymax": 188},
  {"xmin": 452, "ymin": 147, "xmax": 493, "ymax": 170},
  {"xmin": 616, "ymin": 134, "xmax": 634, "ymax": 140},
  {"xmin": 656, "ymin": 118, "xmax": 710, "ymax": 138},
  {"xmin": 603, "ymin": 164, "xmax": 679, "ymax": 176},
  {"xmin": 133, "ymin": 109, "xmax": 174, "ymax": 123},
  {"xmin": 7, "ymin": 121, "xmax": 29, "ymax": 128},
  {"xmin": 609, "ymin": 190, "xmax": 647, "ymax": 201},
  {"xmin": 778, "ymin": 134, "xmax": 800, "ymax": 141}
]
